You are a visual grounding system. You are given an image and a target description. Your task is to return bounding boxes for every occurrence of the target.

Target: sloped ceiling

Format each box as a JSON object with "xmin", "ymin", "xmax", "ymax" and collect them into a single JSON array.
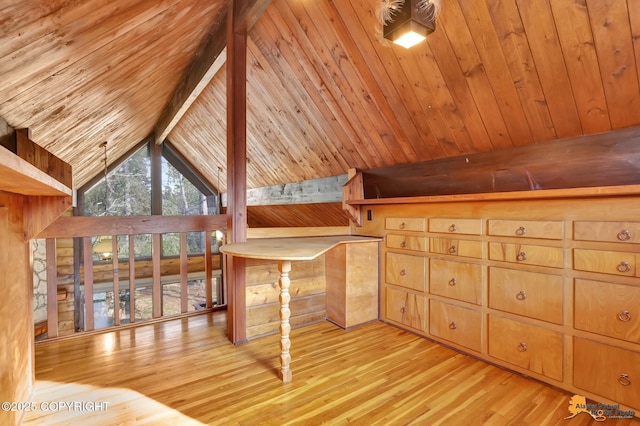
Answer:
[{"xmin": 2, "ymin": 0, "xmax": 640, "ymax": 194}]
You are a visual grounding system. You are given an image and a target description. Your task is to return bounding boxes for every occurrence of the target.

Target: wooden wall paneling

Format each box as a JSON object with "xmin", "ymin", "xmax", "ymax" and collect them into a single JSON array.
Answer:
[
  {"xmin": 82, "ymin": 237, "xmax": 94, "ymax": 331},
  {"xmin": 333, "ymin": 0, "xmax": 438, "ymax": 161},
  {"xmin": 516, "ymin": 0, "xmax": 582, "ymax": 139},
  {"xmin": 456, "ymin": 0, "xmax": 533, "ymax": 146},
  {"xmin": 431, "ymin": 1, "xmax": 510, "ymax": 151},
  {"xmin": 15, "ymin": 129, "xmax": 72, "ymax": 187},
  {"xmin": 46, "ymin": 238, "xmax": 59, "ymax": 338},
  {"xmin": 486, "ymin": 0, "xmax": 557, "ymax": 143},
  {"xmin": 549, "ymin": 0, "xmax": 610, "ymax": 134},
  {"xmin": 587, "ymin": 0, "xmax": 640, "ymax": 129},
  {"xmin": 152, "ymin": 233, "xmax": 162, "ymax": 318},
  {"xmin": 180, "ymin": 232, "xmax": 188, "ymax": 313}
]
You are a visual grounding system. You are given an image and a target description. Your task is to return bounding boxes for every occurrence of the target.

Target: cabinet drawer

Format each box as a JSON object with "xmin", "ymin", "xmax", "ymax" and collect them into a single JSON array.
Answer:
[
  {"xmin": 429, "ymin": 300, "xmax": 481, "ymax": 352},
  {"xmin": 575, "ymin": 279, "xmax": 640, "ymax": 342},
  {"xmin": 385, "ymin": 252, "xmax": 426, "ymax": 291},
  {"xmin": 573, "ymin": 249, "xmax": 636, "ymax": 277},
  {"xmin": 430, "ymin": 238, "xmax": 483, "ymax": 259},
  {"xmin": 430, "ymin": 259, "xmax": 482, "ymax": 305},
  {"xmin": 489, "ymin": 242, "xmax": 563, "ymax": 268},
  {"xmin": 488, "ymin": 316, "xmax": 563, "ymax": 381},
  {"xmin": 488, "ymin": 220, "xmax": 563, "ymax": 240},
  {"xmin": 386, "ymin": 217, "xmax": 425, "ymax": 232},
  {"xmin": 385, "ymin": 287, "xmax": 426, "ymax": 332},
  {"xmin": 429, "ymin": 218, "xmax": 482, "ymax": 235},
  {"xmin": 574, "ymin": 338, "xmax": 640, "ymax": 411},
  {"xmin": 489, "ymin": 267, "xmax": 563, "ymax": 324},
  {"xmin": 386, "ymin": 234, "xmax": 427, "ymax": 252},
  {"xmin": 575, "ymin": 221, "xmax": 640, "ymax": 244}
]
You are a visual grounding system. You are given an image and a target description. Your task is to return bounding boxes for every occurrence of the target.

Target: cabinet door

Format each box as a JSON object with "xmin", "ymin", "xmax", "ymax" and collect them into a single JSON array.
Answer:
[
  {"xmin": 489, "ymin": 267, "xmax": 563, "ymax": 324},
  {"xmin": 488, "ymin": 316, "xmax": 563, "ymax": 381},
  {"xmin": 575, "ymin": 279, "xmax": 640, "ymax": 343},
  {"xmin": 489, "ymin": 242, "xmax": 563, "ymax": 268},
  {"xmin": 574, "ymin": 249, "xmax": 636, "ymax": 277},
  {"xmin": 574, "ymin": 338, "xmax": 640, "ymax": 411},
  {"xmin": 430, "ymin": 259, "xmax": 482, "ymax": 305},
  {"xmin": 385, "ymin": 252, "xmax": 426, "ymax": 291},
  {"xmin": 385, "ymin": 287, "xmax": 426, "ymax": 332},
  {"xmin": 429, "ymin": 300, "xmax": 481, "ymax": 352}
]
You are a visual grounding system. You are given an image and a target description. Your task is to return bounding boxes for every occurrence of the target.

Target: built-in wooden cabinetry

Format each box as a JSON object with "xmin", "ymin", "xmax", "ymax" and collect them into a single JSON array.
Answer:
[{"xmin": 356, "ymin": 193, "xmax": 640, "ymax": 415}]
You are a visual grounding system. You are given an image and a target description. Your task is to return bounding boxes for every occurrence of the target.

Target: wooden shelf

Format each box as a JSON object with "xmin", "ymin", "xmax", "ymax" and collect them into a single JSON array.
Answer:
[
  {"xmin": 345, "ymin": 184, "xmax": 640, "ymax": 206},
  {"xmin": 0, "ymin": 147, "xmax": 72, "ymax": 196}
]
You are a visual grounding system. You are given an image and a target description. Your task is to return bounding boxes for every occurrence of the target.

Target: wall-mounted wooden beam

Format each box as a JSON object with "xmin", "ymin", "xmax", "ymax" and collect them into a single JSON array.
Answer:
[{"xmin": 361, "ymin": 127, "xmax": 640, "ymax": 199}]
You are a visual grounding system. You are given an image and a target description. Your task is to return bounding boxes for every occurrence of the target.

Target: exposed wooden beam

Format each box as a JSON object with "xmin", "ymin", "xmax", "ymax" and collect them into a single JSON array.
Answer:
[
  {"xmin": 154, "ymin": 0, "xmax": 272, "ymax": 145},
  {"xmin": 221, "ymin": 175, "xmax": 348, "ymax": 206}
]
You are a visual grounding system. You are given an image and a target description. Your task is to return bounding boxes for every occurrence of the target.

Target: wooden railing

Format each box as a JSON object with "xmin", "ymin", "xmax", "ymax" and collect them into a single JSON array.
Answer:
[{"xmin": 36, "ymin": 214, "xmax": 228, "ymax": 339}]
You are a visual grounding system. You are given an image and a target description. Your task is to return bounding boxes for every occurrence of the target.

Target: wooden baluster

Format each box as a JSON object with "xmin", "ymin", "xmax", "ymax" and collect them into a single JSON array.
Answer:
[
  {"xmin": 278, "ymin": 259, "xmax": 293, "ymax": 383},
  {"xmin": 180, "ymin": 232, "xmax": 188, "ymax": 314},
  {"xmin": 128, "ymin": 236, "xmax": 135, "ymax": 323},
  {"xmin": 82, "ymin": 237, "xmax": 94, "ymax": 331},
  {"xmin": 152, "ymin": 233, "xmax": 161, "ymax": 318},
  {"xmin": 45, "ymin": 238, "xmax": 58, "ymax": 338},
  {"xmin": 112, "ymin": 236, "xmax": 120, "ymax": 326},
  {"xmin": 205, "ymin": 230, "xmax": 213, "ymax": 309}
]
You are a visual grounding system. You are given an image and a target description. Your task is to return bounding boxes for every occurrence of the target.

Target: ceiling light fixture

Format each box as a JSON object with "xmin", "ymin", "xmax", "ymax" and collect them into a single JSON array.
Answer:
[
  {"xmin": 379, "ymin": 0, "xmax": 440, "ymax": 49},
  {"xmin": 93, "ymin": 141, "xmax": 115, "ymax": 261}
]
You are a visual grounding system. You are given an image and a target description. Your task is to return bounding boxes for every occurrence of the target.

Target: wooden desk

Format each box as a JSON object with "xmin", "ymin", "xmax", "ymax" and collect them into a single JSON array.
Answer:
[{"xmin": 220, "ymin": 235, "xmax": 381, "ymax": 383}]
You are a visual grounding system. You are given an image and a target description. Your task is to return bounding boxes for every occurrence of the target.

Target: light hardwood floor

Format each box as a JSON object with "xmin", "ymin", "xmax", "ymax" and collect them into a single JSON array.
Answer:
[{"xmin": 24, "ymin": 312, "xmax": 639, "ymax": 425}]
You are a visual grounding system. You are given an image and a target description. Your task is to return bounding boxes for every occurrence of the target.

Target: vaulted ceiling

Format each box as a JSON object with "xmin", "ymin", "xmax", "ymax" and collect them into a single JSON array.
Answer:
[{"xmin": 2, "ymin": 0, "xmax": 640, "ymax": 195}]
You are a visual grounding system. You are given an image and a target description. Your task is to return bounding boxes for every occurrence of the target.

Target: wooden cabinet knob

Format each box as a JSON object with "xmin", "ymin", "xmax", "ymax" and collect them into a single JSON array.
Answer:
[
  {"xmin": 619, "ymin": 374, "xmax": 631, "ymax": 386},
  {"xmin": 400, "ymin": 240, "xmax": 407, "ymax": 248},
  {"xmin": 515, "ymin": 226, "xmax": 526, "ymax": 236},
  {"xmin": 449, "ymin": 224, "xmax": 457, "ymax": 232},
  {"xmin": 617, "ymin": 261, "xmax": 632, "ymax": 273},
  {"xmin": 400, "ymin": 269, "xmax": 406, "ymax": 276},
  {"xmin": 400, "ymin": 306, "xmax": 407, "ymax": 314},
  {"xmin": 516, "ymin": 291, "xmax": 527, "ymax": 301},
  {"xmin": 448, "ymin": 278, "xmax": 457, "ymax": 286},
  {"xmin": 449, "ymin": 245, "xmax": 457, "ymax": 254},
  {"xmin": 516, "ymin": 252, "xmax": 527, "ymax": 261},
  {"xmin": 449, "ymin": 321, "xmax": 457, "ymax": 330},
  {"xmin": 400, "ymin": 222, "xmax": 406, "ymax": 229},
  {"xmin": 517, "ymin": 342, "xmax": 527, "ymax": 352},
  {"xmin": 618, "ymin": 230, "xmax": 631, "ymax": 241},
  {"xmin": 618, "ymin": 310, "xmax": 632, "ymax": 322}
]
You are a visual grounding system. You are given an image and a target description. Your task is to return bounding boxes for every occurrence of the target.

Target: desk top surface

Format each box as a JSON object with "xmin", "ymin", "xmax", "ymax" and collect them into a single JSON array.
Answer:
[{"xmin": 219, "ymin": 235, "xmax": 381, "ymax": 261}]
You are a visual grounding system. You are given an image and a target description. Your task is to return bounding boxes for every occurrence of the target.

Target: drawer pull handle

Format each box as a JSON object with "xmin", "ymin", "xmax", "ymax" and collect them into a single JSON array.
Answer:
[
  {"xmin": 400, "ymin": 222, "xmax": 406, "ymax": 229},
  {"xmin": 400, "ymin": 306, "xmax": 407, "ymax": 314},
  {"xmin": 619, "ymin": 374, "xmax": 631, "ymax": 386},
  {"xmin": 449, "ymin": 245, "xmax": 457, "ymax": 254},
  {"xmin": 400, "ymin": 269, "xmax": 407, "ymax": 276},
  {"xmin": 449, "ymin": 278, "xmax": 457, "ymax": 286},
  {"xmin": 400, "ymin": 240, "xmax": 407, "ymax": 248},
  {"xmin": 449, "ymin": 224, "xmax": 457, "ymax": 232},
  {"xmin": 618, "ymin": 230, "xmax": 631, "ymax": 241},
  {"xmin": 618, "ymin": 310, "xmax": 632, "ymax": 322},
  {"xmin": 515, "ymin": 226, "xmax": 526, "ymax": 236},
  {"xmin": 517, "ymin": 252, "xmax": 527, "ymax": 261},
  {"xmin": 516, "ymin": 291, "xmax": 527, "ymax": 301},
  {"xmin": 449, "ymin": 321, "xmax": 457, "ymax": 330},
  {"xmin": 517, "ymin": 342, "xmax": 527, "ymax": 352},
  {"xmin": 617, "ymin": 261, "xmax": 632, "ymax": 273}
]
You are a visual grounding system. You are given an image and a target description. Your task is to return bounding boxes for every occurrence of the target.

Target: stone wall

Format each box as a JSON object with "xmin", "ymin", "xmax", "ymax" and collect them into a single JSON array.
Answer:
[{"xmin": 32, "ymin": 239, "xmax": 47, "ymax": 324}]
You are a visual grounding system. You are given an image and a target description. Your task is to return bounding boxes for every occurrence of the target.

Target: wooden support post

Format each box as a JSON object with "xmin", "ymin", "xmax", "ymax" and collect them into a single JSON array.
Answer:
[
  {"xmin": 226, "ymin": 0, "xmax": 249, "ymax": 344},
  {"xmin": 205, "ymin": 231, "xmax": 213, "ymax": 308},
  {"xmin": 82, "ymin": 237, "xmax": 94, "ymax": 331},
  {"xmin": 45, "ymin": 238, "xmax": 58, "ymax": 338},
  {"xmin": 278, "ymin": 259, "xmax": 292, "ymax": 383}
]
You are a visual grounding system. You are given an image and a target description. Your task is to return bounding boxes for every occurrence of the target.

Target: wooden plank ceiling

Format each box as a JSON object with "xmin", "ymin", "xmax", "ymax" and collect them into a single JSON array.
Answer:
[{"xmin": 2, "ymin": 0, "xmax": 640, "ymax": 198}]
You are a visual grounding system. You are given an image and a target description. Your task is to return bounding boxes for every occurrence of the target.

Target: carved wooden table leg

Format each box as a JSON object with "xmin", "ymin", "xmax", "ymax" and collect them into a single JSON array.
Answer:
[{"xmin": 278, "ymin": 259, "xmax": 292, "ymax": 383}]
